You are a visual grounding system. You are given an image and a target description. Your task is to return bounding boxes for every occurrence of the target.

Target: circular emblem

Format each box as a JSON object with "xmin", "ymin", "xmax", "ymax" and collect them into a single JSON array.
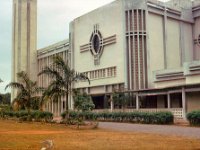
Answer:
[
  {"xmin": 92, "ymin": 34, "xmax": 100, "ymax": 53},
  {"xmin": 90, "ymin": 31, "xmax": 103, "ymax": 56}
]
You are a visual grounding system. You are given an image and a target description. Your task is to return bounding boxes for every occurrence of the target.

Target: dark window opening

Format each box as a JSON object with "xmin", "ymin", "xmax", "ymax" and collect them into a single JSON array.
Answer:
[
  {"xmin": 92, "ymin": 95, "xmax": 105, "ymax": 109},
  {"xmin": 63, "ymin": 101, "xmax": 65, "ymax": 110},
  {"xmin": 170, "ymin": 93, "xmax": 182, "ymax": 108},
  {"xmin": 140, "ymin": 96, "xmax": 157, "ymax": 108}
]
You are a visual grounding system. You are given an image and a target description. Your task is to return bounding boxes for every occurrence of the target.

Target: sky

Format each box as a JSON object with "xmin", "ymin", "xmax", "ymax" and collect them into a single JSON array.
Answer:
[
  {"xmin": 0, "ymin": 0, "xmax": 116, "ymax": 94},
  {"xmin": 0, "ymin": 0, "xmax": 173, "ymax": 94}
]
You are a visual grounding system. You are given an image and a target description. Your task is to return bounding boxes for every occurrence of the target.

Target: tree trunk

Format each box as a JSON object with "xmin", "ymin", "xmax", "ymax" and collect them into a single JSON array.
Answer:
[{"xmin": 65, "ymin": 84, "xmax": 69, "ymax": 121}]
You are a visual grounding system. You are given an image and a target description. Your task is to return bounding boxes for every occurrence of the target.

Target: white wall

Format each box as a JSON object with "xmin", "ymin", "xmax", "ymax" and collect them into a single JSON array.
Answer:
[
  {"xmin": 71, "ymin": 0, "xmax": 125, "ymax": 89},
  {"xmin": 148, "ymin": 13, "xmax": 165, "ymax": 87},
  {"xmin": 166, "ymin": 18, "xmax": 181, "ymax": 69}
]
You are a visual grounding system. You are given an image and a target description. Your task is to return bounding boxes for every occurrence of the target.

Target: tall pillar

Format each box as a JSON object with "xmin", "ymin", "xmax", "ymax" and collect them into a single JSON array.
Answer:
[
  {"xmin": 61, "ymin": 98, "xmax": 63, "ymax": 114},
  {"xmin": 70, "ymin": 94, "xmax": 74, "ymax": 110},
  {"xmin": 167, "ymin": 93, "xmax": 171, "ymax": 109},
  {"xmin": 182, "ymin": 88, "xmax": 186, "ymax": 119},
  {"xmin": 12, "ymin": 0, "xmax": 37, "ymax": 101},
  {"xmin": 110, "ymin": 95, "xmax": 114, "ymax": 112},
  {"xmin": 58, "ymin": 98, "xmax": 60, "ymax": 116},
  {"xmin": 51, "ymin": 101, "xmax": 54, "ymax": 115},
  {"xmin": 48, "ymin": 102, "xmax": 50, "ymax": 112},
  {"xmin": 136, "ymin": 94, "xmax": 139, "ymax": 110}
]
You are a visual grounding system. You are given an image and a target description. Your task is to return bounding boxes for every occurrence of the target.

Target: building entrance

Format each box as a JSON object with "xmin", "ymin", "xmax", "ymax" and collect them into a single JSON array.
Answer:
[{"xmin": 91, "ymin": 95, "xmax": 106, "ymax": 109}]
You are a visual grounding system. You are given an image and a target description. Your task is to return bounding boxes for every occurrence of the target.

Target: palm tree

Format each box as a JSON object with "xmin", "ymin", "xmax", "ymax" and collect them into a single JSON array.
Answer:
[
  {"xmin": 5, "ymin": 71, "xmax": 42, "ymax": 112},
  {"xmin": 38, "ymin": 56, "xmax": 90, "ymax": 114}
]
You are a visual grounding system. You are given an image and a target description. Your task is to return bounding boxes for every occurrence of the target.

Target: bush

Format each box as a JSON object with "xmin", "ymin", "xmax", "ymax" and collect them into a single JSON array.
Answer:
[
  {"xmin": 0, "ymin": 105, "xmax": 11, "ymax": 111},
  {"xmin": 61, "ymin": 111, "xmax": 174, "ymax": 125},
  {"xmin": 0, "ymin": 110, "xmax": 53, "ymax": 122},
  {"xmin": 30, "ymin": 110, "xmax": 53, "ymax": 122},
  {"xmin": 187, "ymin": 110, "xmax": 200, "ymax": 126}
]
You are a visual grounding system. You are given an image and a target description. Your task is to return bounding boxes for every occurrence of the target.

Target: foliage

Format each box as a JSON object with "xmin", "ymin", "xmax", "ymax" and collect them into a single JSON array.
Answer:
[
  {"xmin": 187, "ymin": 110, "xmax": 200, "ymax": 126},
  {"xmin": 112, "ymin": 92, "xmax": 131, "ymax": 109},
  {"xmin": 63, "ymin": 91, "xmax": 95, "ymax": 127},
  {"xmin": 73, "ymin": 90, "xmax": 95, "ymax": 112},
  {"xmin": 38, "ymin": 56, "xmax": 90, "ymax": 112},
  {"xmin": 0, "ymin": 93, "xmax": 11, "ymax": 105},
  {"xmin": 0, "ymin": 110, "xmax": 53, "ymax": 122},
  {"xmin": 0, "ymin": 104, "xmax": 12, "ymax": 113},
  {"xmin": 5, "ymin": 71, "xmax": 42, "ymax": 112},
  {"xmin": 61, "ymin": 111, "xmax": 174, "ymax": 125}
]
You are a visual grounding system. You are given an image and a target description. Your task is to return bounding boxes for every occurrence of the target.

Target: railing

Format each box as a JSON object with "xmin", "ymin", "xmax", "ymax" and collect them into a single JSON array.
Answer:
[{"xmin": 93, "ymin": 108, "xmax": 183, "ymax": 118}]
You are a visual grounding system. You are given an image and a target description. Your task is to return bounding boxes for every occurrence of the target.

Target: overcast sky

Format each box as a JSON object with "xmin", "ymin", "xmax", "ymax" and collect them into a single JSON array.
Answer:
[
  {"xmin": 0, "ymin": 0, "xmax": 117, "ymax": 94},
  {"xmin": 0, "ymin": 0, "xmax": 173, "ymax": 94}
]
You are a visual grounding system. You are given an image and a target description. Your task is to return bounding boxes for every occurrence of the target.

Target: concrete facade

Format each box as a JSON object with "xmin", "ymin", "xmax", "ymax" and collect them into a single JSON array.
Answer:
[
  {"xmin": 12, "ymin": 0, "xmax": 37, "ymax": 100},
  {"xmin": 13, "ymin": 0, "xmax": 200, "ymax": 118},
  {"xmin": 37, "ymin": 40, "xmax": 71, "ymax": 116}
]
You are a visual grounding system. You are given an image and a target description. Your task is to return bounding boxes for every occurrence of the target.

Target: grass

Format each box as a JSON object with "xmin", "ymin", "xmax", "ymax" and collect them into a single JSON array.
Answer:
[{"xmin": 0, "ymin": 120, "xmax": 200, "ymax": 150}]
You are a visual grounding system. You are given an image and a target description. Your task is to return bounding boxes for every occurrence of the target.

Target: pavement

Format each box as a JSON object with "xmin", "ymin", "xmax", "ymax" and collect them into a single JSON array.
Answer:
[{"xmin": 99, "ymin": 122, "xmax": 200, "ymax": 139}]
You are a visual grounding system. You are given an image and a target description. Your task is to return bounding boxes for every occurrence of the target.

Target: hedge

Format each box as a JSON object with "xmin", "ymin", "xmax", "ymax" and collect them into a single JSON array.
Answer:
[
  {"xmin": 0, "ymin": 110, "xmax": 53, "ymax": 122},
  {"xmin": 187, "ymin": 110, "xmax": 200, "ymax": 126},
  {"xmin": 61, "ymin": 111, "xmax": 174, "ymax": 125}
]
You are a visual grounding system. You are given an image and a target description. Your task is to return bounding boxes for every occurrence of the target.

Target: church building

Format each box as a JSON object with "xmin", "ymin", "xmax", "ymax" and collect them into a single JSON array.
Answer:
[{"xmin": 13, "ymin": 0, "xmax": 200, "ymax": 118}]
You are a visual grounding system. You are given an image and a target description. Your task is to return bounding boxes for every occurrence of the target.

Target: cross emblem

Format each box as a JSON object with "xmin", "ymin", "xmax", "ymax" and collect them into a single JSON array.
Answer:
[
  {"xmin": 194, "ymin": 34, "xmax": 200, "ymax": 47},
  {"xmin": 80, "ymin": 24, "xmax": 116, "ymax": 65}
]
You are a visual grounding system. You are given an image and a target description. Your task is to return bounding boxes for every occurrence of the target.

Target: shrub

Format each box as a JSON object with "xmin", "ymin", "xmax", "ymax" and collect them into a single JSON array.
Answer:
[
  {"xmin": 73, "ymin": 92, "xmax": 95, "ymax": 112},
  {"xmin": 0, "ymin": 110, "xmax": 53, "ymax": 122},
  {"xmin": 187, "ymin": 110, "xmax": 200, "ymax": 126},
  {"xmin": 61, "ymin": 111, "xmax": 174, "ymax": 125},
  {"xmin": 0, "ymin": 105, "xmax": 11, "ymax": 111}
]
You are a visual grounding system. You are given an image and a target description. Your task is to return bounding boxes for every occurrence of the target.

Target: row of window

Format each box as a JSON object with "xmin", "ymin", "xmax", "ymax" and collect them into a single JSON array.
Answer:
[{"xmin": 83, "ymin": 67, "xmax": 117, "ymax": 80}]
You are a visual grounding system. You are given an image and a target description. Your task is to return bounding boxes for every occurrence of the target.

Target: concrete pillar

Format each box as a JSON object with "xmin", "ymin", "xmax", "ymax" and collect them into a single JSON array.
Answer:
[
  {"xmin": 47, "ymin": 102, "xmax": 49, "ymax": 112},
  {"xmin": 110, "ymin": 95, "xmax": 114, "ymax": 112},
  {"xmin": 136, "ymin": 94, "xmax": 139, "ymax": 110},
  {"xmin": 49, "ymin": 102, "xmax": 51, "ymax": 112},
  {"xmin": 51, "ymin": 101, "xmax": 54, "ymax": 114},
  {"xmin": 70, "ymin": 94, "xmax": 74, "ymax": 110},
  {"xmin": 182, "ymin": 87, "xmax": 186, "ymax": 119},
  {"xmin": 53, "ymin": 102, "xmax": 58, "ymax": 116},
  {"xmin": 61, "ymin": 98, "xmax": 63, "ymax": 114},
  {"xmin": 11, "ymin": 0, "xmax": 37, "ymax": 101},
  {"xmin": 58, "ymin": 98, "xmax": 60, "ymax": 116},
  {"xmin": 167, "ymin": 93, "xmax": 171, "ymax": 109}
]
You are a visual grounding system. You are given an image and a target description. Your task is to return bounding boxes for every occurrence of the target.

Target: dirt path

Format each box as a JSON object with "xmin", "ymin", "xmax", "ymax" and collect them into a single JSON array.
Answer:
[
  {"xmin": 0, "ymin": 130, "xmax": 65, "ymax": 135},
  {"xmin": 99, "ymin": 122, "xmax": 200, "ymax": 139}
]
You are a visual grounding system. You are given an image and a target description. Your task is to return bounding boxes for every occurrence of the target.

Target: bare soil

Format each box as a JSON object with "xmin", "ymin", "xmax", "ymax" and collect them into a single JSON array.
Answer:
[{"xmin": 0, "ymin": 120, "xmax": 200, "ymax": 150}]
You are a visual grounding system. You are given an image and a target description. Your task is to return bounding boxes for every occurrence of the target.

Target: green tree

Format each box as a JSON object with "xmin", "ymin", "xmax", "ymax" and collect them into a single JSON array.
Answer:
[
  {"xmin": 112, "ymin": 92, "xmax": 130, "ymax": 111},
  {"xmin": 73, "ymin": 90, "xmax": 94, "ymax": 112},
  {"xmin": 0, "ymin": 93, "xmax": 11, "ymax": 105},
  {"xmin": 5, "ymin": 71, "xmax": 42, "ymax": 112},
  {"xmin": 38, "ymin": 56, "xmax": 90, "ymax": 115},
  {"xmin": 73, "ymin": 90, "xmax": 95, "ymax": 128}
]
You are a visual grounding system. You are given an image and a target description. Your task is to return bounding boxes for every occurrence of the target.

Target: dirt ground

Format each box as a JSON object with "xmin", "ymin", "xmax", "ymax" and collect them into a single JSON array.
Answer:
[{"xmin": 0, "ymin": 120, "xmax": 200, "ymax": 150}]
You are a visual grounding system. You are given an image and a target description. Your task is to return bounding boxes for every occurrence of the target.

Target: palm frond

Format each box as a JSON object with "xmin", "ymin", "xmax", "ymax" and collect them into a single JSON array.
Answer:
[
  {"xmin": 17, "ymin": 71, "xmax": 30, "ymax": 87},
  {"xmin": 53, "ymin": 56, "xmax": 66, "ymax": 69},
  {"xmin": 73, "ymin": 72, "xmax": 90, "ymax": 84},
  {"xmin": 33, "ymin": 87, "xmax": 46, "ymax": 94},
  {"xmin": 5, "ymin": 82, "xmax": 25, "ymax": 91},
  {"xmin": 48, "ymin": 85, "xmax": 65, "ymax": 98},
  {"xmin": 38, "ymin": 66, "xmax": 63, "ymax": 81}
]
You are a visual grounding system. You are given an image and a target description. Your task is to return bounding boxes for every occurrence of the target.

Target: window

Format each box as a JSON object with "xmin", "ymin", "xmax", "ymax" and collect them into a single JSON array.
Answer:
[
  {"xmin": 82, "ymin": 67, "xmax": 116, "ymax": 80},
  {"xmin": 198, "ymin": 34, "xmax": 200, "ymax": 46}
]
